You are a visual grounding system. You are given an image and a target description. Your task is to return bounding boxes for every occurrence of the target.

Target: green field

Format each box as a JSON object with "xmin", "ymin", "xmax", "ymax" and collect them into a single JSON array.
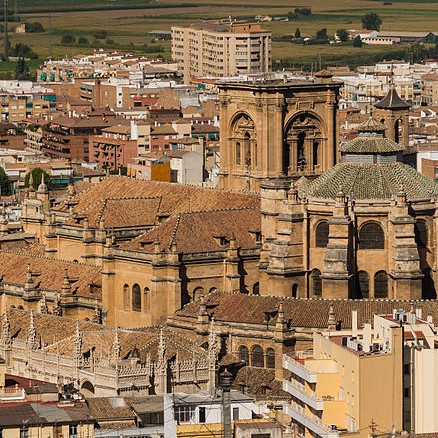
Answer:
[{"xmin": 0, "ymin": 0, "xmax": 436, "ymax": 76}]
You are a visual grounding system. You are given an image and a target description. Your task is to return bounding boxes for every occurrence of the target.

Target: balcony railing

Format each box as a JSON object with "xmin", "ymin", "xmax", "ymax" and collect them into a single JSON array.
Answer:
[
  {"xmin": 283, "ymin": 354, "xmax": 317, "ymax": 383},
  {"xmin": 283, "ymin": 402, "xmax": 339, "ymax": 438},
  {"xmin": 283, "ymin": 380, "xmax": 324, "ymax": 411}
]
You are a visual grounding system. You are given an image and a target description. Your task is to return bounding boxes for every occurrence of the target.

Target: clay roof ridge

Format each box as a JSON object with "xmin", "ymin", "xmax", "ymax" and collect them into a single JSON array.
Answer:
[
  {"xmin": 0, "ymin": 249, "xmax": 101, "ymax": 268},
  {"xmin": 177, "ymin": 207, "xmax": 259, "ymax": 216},
  {"xmin": 168, "ymin": 214, "xmax": 181, "ymax": 251},
  {"xmin": 96, "ymin": 198, "xmax": 109, "ymax": 226}
]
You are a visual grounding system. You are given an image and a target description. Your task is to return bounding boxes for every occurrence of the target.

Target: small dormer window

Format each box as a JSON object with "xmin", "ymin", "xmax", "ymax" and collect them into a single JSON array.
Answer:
[{"xmin": 213, "ymin": 235, "xmax": 228, "ymax": 246}]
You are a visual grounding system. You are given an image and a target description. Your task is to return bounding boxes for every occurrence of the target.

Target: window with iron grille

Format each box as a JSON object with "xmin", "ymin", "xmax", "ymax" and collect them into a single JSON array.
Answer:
[
  {"xmin": 359, "ymin": 222, "xmax": 384, "ymax": 249},
  {"xmin": 374, "ymin": 271, "xmax": 388, "ymax": 298},
  {"xmin": 357, "ymin": 271, "xmax": 369, "ymax": 298},
  {"xmin": 312, "ymin": 269, "xmax": 322, "ymax": 296},
  {"xmin": 315, "ymin": 221, "xmax": 329, "ymax": 248}
]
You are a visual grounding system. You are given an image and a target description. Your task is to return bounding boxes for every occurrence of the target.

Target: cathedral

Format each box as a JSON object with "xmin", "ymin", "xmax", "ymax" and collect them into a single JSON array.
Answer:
[{"xmin": 219, "ymin": 73, "xmax": 438, "ymax": 301}]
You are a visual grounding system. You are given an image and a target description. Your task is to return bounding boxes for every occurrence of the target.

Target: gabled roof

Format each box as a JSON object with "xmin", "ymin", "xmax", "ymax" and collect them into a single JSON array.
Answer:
[
  {"xmin": 122, "ymin": 208, "xmax": 261, "ymax": 253},
  {"xmin": 0, "ymin": 251, "xmax": 102, "ymax": 297}
]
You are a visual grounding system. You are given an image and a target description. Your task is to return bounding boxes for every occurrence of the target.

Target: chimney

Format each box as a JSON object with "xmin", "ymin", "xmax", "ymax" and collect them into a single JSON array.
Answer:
[
  {"xmin": 363, "ymin": 321, "xmax": 372, "ymax": 352},
  {"xmin": 352, "ymin": 310, "xmax": 358, "ymax": 338},
  {"xmin": 415, "ymin": 307, "xmax": 422, "ymax": 320}
]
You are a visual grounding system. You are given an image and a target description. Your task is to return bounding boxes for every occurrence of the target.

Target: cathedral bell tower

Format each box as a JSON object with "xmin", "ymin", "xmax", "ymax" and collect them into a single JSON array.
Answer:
[{"xmin": 218, "ymin": 72, "xmax": 342, "ymax": 192}]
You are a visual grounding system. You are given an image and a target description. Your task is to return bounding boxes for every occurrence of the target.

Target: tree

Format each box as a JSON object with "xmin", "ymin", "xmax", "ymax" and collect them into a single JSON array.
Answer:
[
  {"xmin": 336, "ymin": 28, "xmax": 349, "ymax": 42},
  {"xmin": 294, "ymin": 28, "xmax": 301, "ymax": 38},
  {"xmin": 24, "ymin": 168, "xmax": 51, "ymax": 191},
  {"xmin": 12, "ymin": 43, "xmax": 38, "ymax": 59},
  {"xmin": 294, "ymin": 7, "xmax": 312, "ymax": 16},
  {"xmin": 78, "ymin": 36, "xmax": 89, "ymax": 45},
  {"xmin": 15, "ymin": 57, "xmax": 31, "ymax": 80},
  {"xmin": 353, "ymin": 35, "xmax": 363, "ymax": 47},
  {"xmin": 315, "ymin": 28, "xmax": 329, "ymax": 42},
  {"xmin": 361, "ymin": 12, "xmax": 382, "ymax": 31},
  {"xmin": 61, "ymin": 34, "xmax": 76, "ymax": 44},
  {"xmin": 93, "ymin": 30, "xmax": 107, "ymax": 40},
  {"xmin": 25, "ymin": 21, "xmax": 45, "ymax": 33},
  {"xmin": 0, "ymin": 167, "xmax": 11, "ymax": 196}
]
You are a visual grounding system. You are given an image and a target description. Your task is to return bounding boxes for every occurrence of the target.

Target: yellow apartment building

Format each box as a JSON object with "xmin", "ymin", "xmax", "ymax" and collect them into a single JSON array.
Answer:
[{"xmin": 283, "ymin": 311, "xmax": 404, "ymax": 438}]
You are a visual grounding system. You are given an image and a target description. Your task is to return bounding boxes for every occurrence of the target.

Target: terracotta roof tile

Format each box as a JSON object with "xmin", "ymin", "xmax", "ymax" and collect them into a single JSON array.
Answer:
[
  {"xmin": 175, "ymin": 290, "xmax": 438, "ymax": 329},
  {"xmin": 122, "ymin": 208, "xmax": 260, "ymax": 253},
  {"xmin": 0, "ymin": 250, "xmax": 101, "ymax": 297}
]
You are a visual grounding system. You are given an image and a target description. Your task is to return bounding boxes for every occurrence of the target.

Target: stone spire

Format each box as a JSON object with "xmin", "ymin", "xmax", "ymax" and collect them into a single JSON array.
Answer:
[
  {"xmin": 1, "ymin": 311, "xmax": 11, "ymax": 348},
  {"xmin": 208, "ymin": 318, "xmax": 219, "ymax": 364},
  {"xmin": 27, "ymin": 310, "xmax": 37, "ymax": 350},
  {"xmin": 28, "ymin": 171, "xmax": 35, "ymax": 198},
  {"xmin": 25, "ymin": 264, "xmax": 34, "ymax": 290},
  {"xmin": 74, "ymin": 320, "xmax": 83, "ymax": 365},
  {"xmin": 61, "ymin": 269, "xmax": 71, "ymax": 295},
  {"xmin": 92, "ymin": 306, "xmax": 102, "ymax": 324},
  {"xmin": 110, "ymin": 331, "xmax": 121, "ymax": 364},
  {"xmin": 275, "ymin": 302, "xmax": 287, "ymax": 332},
  {"xmin": 53, "ymin": 293, "xmax": 62, "ymax": 317},
  {"xmin": 38, "ymin": 294, "xmax": 48, "ymax": 314},
  {"xmin": 197, "ymin": 295, "xmax": 209, "ymax": 324},
  {"xmin": 157, "ymin": 327, "xmax": 166, "ymax": 364},
  {"xmin": 328, "ymin": 304, "xmax": 336, "ymax": 330}
]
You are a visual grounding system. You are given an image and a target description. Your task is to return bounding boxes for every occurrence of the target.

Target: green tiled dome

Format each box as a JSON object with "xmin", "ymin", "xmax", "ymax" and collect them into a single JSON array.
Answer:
[
  {"xmin": 299, "ymin": 162, "xmax": 438, "ymax": 201},
  {"xmin": 340, "ymin": 137, "xmax": 403, "ymax": 154}
]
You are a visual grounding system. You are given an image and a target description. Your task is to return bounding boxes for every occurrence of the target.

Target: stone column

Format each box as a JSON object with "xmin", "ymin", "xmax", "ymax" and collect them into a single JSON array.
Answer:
[{"xmin": 322, "ymin": 192, "xmax": 352, "ymax": 299}]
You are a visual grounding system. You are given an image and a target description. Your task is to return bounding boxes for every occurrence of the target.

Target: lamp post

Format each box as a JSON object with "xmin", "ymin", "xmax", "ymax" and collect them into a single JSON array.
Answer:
[{"xmin": 219, "ymin": 368, "xmax": 233, "ymax": 438}]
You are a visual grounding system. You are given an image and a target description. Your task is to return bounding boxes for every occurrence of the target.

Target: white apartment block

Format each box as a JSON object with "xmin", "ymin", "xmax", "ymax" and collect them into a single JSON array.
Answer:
[{"xmin": 172, "ymin": 21, "xmax": 271, "ymax": 84}]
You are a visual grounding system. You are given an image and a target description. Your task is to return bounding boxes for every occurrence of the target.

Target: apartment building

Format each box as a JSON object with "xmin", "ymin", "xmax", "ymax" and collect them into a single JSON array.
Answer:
[
  {"xmin": 283, "ymin": 308, "xmax": 438, "ymax": 438},
  {"xmin": 172, "ymin": 21, "xmax": 271, "ymax": 83},
  {"xmin": 283, "ymin": 311, "xmax": 404, "ymax": 438}
]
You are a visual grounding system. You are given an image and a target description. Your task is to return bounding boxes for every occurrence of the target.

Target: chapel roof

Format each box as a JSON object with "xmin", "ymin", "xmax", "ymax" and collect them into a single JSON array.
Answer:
[
  {"xmin": 340, "ymin": 137, "xmax": 403, "ymax": 154},
  {"xmin": 298, "ymin": 162, "xmax": 438, "ymax": 201},
  {"xmin": 121, "ymin": 208, "xmax": 261, "ymax": 253},
  {"xmin": 0, "ymin": 250, "xmax": 101, "ymax": 297},
  {"xmin": 173, "ymin": 290, "xmax": 438, "ymax": 329}
]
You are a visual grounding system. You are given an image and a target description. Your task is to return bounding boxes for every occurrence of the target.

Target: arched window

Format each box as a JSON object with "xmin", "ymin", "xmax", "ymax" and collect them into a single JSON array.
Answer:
[
  {"xmin": 311, "ymin": 269, "xmax": 322, "ymax": 296},
  {"xmin": 209, "ymin": 287, "xmax": 218, "ymax": 294},
  {"xmin": 132, "ymin": 284, "xmax": 141, "ymax": 311},
  {"xmin": 251, "ymin": 345, "xmax": 264, "ymax": 368},
  {"xmin": 292, "ymin": 284, "xmax": 298, "ymax": 298},
  {"xmin": 193, "ymin": 287, "xmax": 205, "ymax": 301},
  {"xmin": 266, "ymin": 348, "xmax": 275, "ymax": 369},
  {"xmin": 313, "ymin": 141, "xmax": 319, "ymax": 167},
  {"xmin": 236, "ymin": 142, "xmax": 241, "ymax": 165},
  {"xmin": 359, "ymin": 222, "xmax": 385, "ymax": 250},
  {"xmin": 244, "ymin": 132, "xmax": 251, "ymax": 167},
  {"xmin": 252, "ymin": 283, "xmax": 260, "ymax": 295},
  {"xmin": 374, "ymin": 271, "xmax": 388, "ymax": 298},
  {"xmin": 415, "ymin": 219, "xmax": 428, "ymax": 248},
  {"xmin": 315, "ymin": 221, "xmax": 329, "ymax": 248},
  {"xmin": 297, "ymin": 131, "xmax": 306, "ymax": 170},
  {"xmin": 123, "ymin": 284, "xmax": 130, "ymax": 311},
  {"xmin": 357, "ymin": 271, "xmax": 369, "ymax": 299},
  {"xmin": 238, "ymin": 346, "xmax": 249, "ymax": 365},
  {"xmin": 144, "ymin": 287, "xmax": 150, "ymax": 312}
]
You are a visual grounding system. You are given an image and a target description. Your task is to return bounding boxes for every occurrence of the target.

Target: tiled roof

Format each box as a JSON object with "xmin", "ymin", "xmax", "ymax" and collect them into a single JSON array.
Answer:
[
  {"xmin": 0, "ymin": 251, "xmax": 101, "ymax": 297},
  {"xmin": 66, "ymin": 197, "xmax": 162, "ymax": 228},
  {"xmin": 232, "ymin": 367, "xmax": 288, "ymax": 401},
  {"xmin": 340, "ymin": 137, "xmax": 403, "ymax": 154},
  {"xmin": 299, "ymin": 162, "xmax": 438, "ymax": 201},
  {"xmin": 87, "ymin": 398, "xmax": 134, "ymax": 421},
  {"xmin": 3, "ymin": 309, "xmax": 105, "ymax": 344},
  {"xmin": 374, "ymin": 87, "xmax": 410, "ymax": 110},
  {"xmin": 53, "ymin": 177, "xmax": 260, "ymax": 225},
  {"xmin": 174, "ymin": 290, "xmax": 438, "ymax": 329},
  {"xmin": 2, "ymin": 309, "xmax": 205, "ymax": 361},
  {"xmin": 122, "ymin": 208, "xmax": 260, "ymax": 253},
  {"xmin": 356, "ymin": 116, "xmax": 386, "ymax": 133}
]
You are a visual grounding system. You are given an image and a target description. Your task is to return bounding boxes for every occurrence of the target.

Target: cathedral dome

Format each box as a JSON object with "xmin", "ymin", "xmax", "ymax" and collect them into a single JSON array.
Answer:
[{"xmin": 299, "ymin": 162, "xmax": 438, "ymax": 201}]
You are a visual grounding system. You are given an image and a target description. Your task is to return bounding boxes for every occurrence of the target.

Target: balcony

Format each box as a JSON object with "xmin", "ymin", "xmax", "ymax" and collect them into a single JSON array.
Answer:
[
  {"xmin": 284, "ymin": 402, "xmax": 339, "ymax": 438},
  {"xmin": 283, "ymin": 354, "xmax": 317, "ymax": 383},
  {"xmin": 283, "ymin": 380, "xmax": 324, "ymax": 411}
]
